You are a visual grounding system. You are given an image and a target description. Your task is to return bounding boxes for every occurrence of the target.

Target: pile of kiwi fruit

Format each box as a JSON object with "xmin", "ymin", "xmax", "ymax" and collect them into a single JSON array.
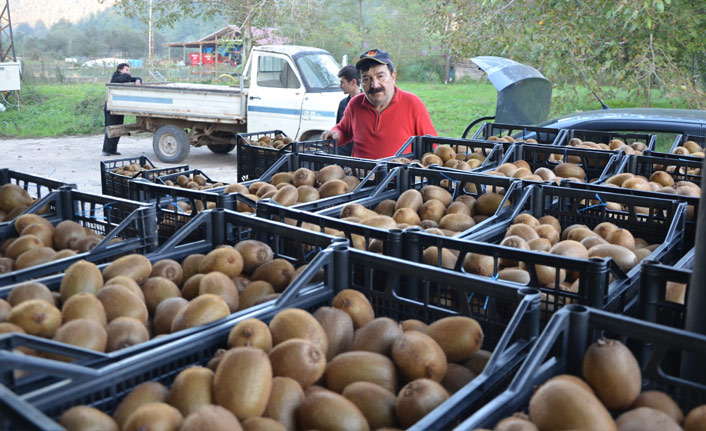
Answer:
[
  {"xmin": 485, "ymin": 158, "xmax": 593, "ymax": 184},
  {"xmin": 244, "ymin": 133, "xmax": 294, "ymax": 149},
  {"xmin": 1, "ymin": 214, "xmax": 114, "ymax": 274},
  {"xmin": 566, "ymin": 137, "xmax": 649, "ymax": 155},
  {"xmin": 110, "ymin": 161, "xmax": 155, "ymax": 177},
  {"xmin": 0, "ymin": 239, "xmax": 308, "ymax": 358},
  {"xmin": 388, "ymin": 143, "xmax": 491, "ymax": 171},
  {"xmin": 221, "ymin": 165, "xmax": 363, "ymax": 212},
  {"xmin": 0, "ymin": 183, "xmax": 42, "ymax": 223},
  {"xmin": 672, "ymin": 140, "xmax": 704, "ymax": 157},
  {"xmin": 445, "ymin": 214, "xmax": 657, "ymax": 295},
  {"xmin": 294, "ymin": 185, "xmax": 509, "ymax": 251},
  {"xmin": 56, "ymin": 288, "xmax": 490, "ymax": 431},
  {"xmin": 491, "ymin": 337, "xmax": 706, "ymax": 431},
  {"xmin": 487, "ymin": 135, "xmax": 539, "ymax": 144},
  {"xmin": 161, "ymin": 173, "xmax": 224, "ymax": 191}
]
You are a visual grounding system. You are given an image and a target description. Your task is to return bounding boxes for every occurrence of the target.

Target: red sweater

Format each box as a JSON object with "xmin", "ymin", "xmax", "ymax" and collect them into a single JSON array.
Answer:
[{"xmin": 332, "ymin": 87, "xmax": 437, "ymax": 159}]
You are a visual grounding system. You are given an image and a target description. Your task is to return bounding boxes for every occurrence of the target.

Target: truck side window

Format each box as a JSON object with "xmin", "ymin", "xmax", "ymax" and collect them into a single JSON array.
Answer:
[{"xmin": 257, "ymin": 56, "xmax": 299, "ymax": 89}]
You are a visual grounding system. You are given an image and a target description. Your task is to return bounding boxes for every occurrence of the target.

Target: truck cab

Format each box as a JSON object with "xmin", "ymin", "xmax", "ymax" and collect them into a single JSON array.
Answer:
[{"xmin": 244, "ymin": 46, "xmax": 343, "ymax": 141}]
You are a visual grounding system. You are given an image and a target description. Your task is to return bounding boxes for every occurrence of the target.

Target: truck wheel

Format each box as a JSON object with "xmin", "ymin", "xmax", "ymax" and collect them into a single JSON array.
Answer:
[
  {"xmin": 207, "ymin": 144, "xmax": 236, "ymax": 154},
  {"xmin": 153, "ymin": 125, "xmax": 190, "ymax": 163}
]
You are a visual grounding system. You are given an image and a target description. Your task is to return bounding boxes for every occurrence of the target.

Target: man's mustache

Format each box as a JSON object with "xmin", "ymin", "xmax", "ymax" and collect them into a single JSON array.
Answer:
[{"xmin": 368, "ymin": 86, "xmax": 384, "ymax": 94}]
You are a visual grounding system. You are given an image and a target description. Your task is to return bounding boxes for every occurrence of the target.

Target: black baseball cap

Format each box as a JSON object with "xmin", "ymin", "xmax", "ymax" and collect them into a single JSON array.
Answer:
[{"xmin": 356, "ymin": 49, "xmax": 394, "ymax": 71}]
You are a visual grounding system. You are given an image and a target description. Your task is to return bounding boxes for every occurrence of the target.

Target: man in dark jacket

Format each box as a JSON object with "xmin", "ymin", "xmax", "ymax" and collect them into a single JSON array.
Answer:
[
  {"xmin": 335, "ymin": 65, "xmax": 361, "ymax": 156},
  {"xmin": 102, "ymin": 63, "xmax": 141, "ymax": 156}
]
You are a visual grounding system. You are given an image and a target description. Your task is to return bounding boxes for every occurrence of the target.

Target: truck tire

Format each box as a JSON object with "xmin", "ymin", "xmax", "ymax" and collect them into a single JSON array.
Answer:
[
  {"xmin": 153, "ymin": 125, "xmax": 190, "ymax": 163},
  {"xmin": 207, "ymin": 144, "xmax": 236, "ymax": 154}
]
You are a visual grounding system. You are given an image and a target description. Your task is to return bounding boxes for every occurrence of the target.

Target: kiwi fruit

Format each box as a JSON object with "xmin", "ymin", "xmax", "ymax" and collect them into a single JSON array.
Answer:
[
  {"xmin": 228, "ymin": 318, "xmax": 273, "ymax": 352},
  {"xmin": 331, "ymin": 289, "xmax": 375, "ymax": 329},
  {"xmin": 199, "ymin": 247, "xmax": 244, "ymax": 278},
  {"xmin": 8, "ymin": 282, "xmax": 54, "ymax": 306},
  {"xmin": 265, "ymin": 376, "xmax": 305, "ymax": 431},
  {"xmin": 474, "ymin": 192, "xmax": 509, "ymax": 216},
  {"xmin": 13, "ymin": 245, "xmax": 55, "ymax": 270},
  {"xmin": 180, "ymin": 294, "xmax": 230, "ymax": 329},
  {"xmin": 297, "ymin": 391, "xmax": 370, "ymax": 431},
  {"xmin": 5, "ymin": 234, "xmax": 43, "ymax": 260},
  {"xmin": 61, "ymin": 292, "xmax": 107, "ymax": 326},
  {"xmin": 269, "ymin": 338, "xmax": 326, "ymax": 388},
  {"xmin": 142, "ymin": 276, "xmax": 182, "ymax": 315},
  {"xmin": 104, "ymin": 275, "xmax": 144, "ymax": 301},
  {"xmin": 97, "ymin": 285, "xmax": 148, "ymax": 323},
  {"xmin": 425, "ymin": 316, "xmax": 483, "ymax": 362},
  {"xmin": 102, "ymin": 254, "xmax": 152, "ymax": 285},
  {"xmin": 441, "ymin": 362, "xmax": 476, "ymax": 394},
  {"xmin": 182, "ymin": 254, "xmax": 205, "ymax": 280},
  {"xmin": 0, "ymin": 298, "xmax": 11, "ymax": 321},
  {"xmin": 53, "ymin": 220, "xmax": 86, "ymax": 250},
  {"xmin": 251, "ymin": 259, "xmax": 295, "ymax": 293},
  {"xmin": 181, "ymin": 274, "xmax": 204, "ymax": 300},
  {"xmin": 123, "ymin": 402, "xmax": 183, "ymax": 431},
  {"xmin": 494, "ymin": 413, "xmax": 538, "ymax": 431},
  {"xmin": 59, "ymin": 260, "xmax": 104, "ymax": 303},
  {"xmin": 113, "ymin": 381, "xmax": 170, "ymax": 429},
  {"xmin": 168, "ymin": 366, "xmax": 214, "ymax": 417},
  {"xmin": 616, "ymin": 407, "xmax": 682, "ymax": 431},
  {"xmin": 268, "ymin": 308, "xmax": 328, "ymax": 354},
  {"xmin": 396, "ymin": 378, "xmax": 450, "ymax": 429},
  {"xmin": 420, "ymin": 185, "xmax": 453, "ymax": 207},
  {"xmin": 181, "ymin": 405, "xmax": 243, "ymax": 431},
  {"xmin": 313, "ymin": 306, "xmax": 354, "ymax": 361},
  {"xmin": 391, "ymin": 330, "xmax": 447, "ymax": 382},
  {"xmin": 238, "ymin": 280, "xmax": 275, "ymax": 311},
  {"xmin": 293, "ymin": 168, "xmax": 316, "ymax": 187},
  {"xmin": 685, "ymin": 405, "xmax": 706, "ymax": 430},
  {"xmin": 422, "ymin": 246, "xmax": 457, "ymax": 269},
  {"xmin": 349, "ymin": 317, "xmax": 403, "ymax": 356},
  {"xmin": 317, "ymin": 165, "xmax": 345, "ymax": 184},
  {"xmin": 150, "ymin": 259, "xmax": 183, "ymax": 286},
  {"xmin": 583, "ymin": 338, "xmax": 641, "ymax": 410},
  {"xmin": 214, "ymin": 346, "xmax": 273, "ymax": 420},
  {"xmin": 199, "ymin": 272, "xmax": 239, "ymax": 312},
  {"xmin": 326, "ymin": 350, "xmax": 398, "ymax": 393},
  {"xmin": 153, "ymin": 297, "xmax": 188, "ymax": 335},
  {"xmin": 234, "ymin": 240, "xmax": 274, "ymax": 274},
  {"xmin": 463, "ymin": 252, "xmax": 495, "ymax": 277},
  {"xmin": 20, "ymin": 223, "xmax": 53, "ymax": 248},
  {"xmin": 8, "ymin": 299, "xmax": 62, "ymax": 338},
  {"xmin": 529, "ymin": 376, "xmax": 616, "ymax": 430},
  {"xmin": 319, "ymin": 179, "xmax": 348, "ymax": 198},
  {"xmin": 60, "ymin": 406, "xmax": 119, "ymax": 431},
  {"xmin": 52, "ymin": 318, "xmax": 108, "ymax": 356},
  {"xmin": 14, "ymin": 213, "xmax": 52, "ymax": 234},
  {"xmin": 241, "ymin": 417, "xmax": 285, "ymax": 431},
  {"xmin": 439, "ymin": 213, "xmax": 474, "ymax": 232},
  {"xmin": 632, "ymin": 390, "xmax": 683, "ymax": 424},
  {"xmin": 343, "ymin": 381, "xmax": 398, "ymax": 430},
  {"xmin": 374, "ymin": 199, "xmax": 397, "ymax": 217},
  {"xmin": 104, "ymin": 316, "xmax": 149, "ymax": 351},
  {"xmin": 395, "ymin": 189, "xmax": 424, "ymax": 212},
  {"xmin": 588, "ymin": 244, "xmax": 638, "ymax": 272},
  {"xmin": 606, "ymin": 228, "xmax": 636, "ymax": 250}
]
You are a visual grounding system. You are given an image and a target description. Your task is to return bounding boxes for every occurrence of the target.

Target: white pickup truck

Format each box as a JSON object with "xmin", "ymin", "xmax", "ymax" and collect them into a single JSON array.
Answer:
[{"xmin": 106, "ymin": 45, "xmax": 344, "ymax": 163}]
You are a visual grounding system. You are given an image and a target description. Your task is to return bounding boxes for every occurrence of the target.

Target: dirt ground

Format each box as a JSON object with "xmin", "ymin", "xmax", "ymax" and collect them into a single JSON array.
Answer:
[{"xmin": 0, "ymin": 134, "xmax": 239, "ymax": 195}]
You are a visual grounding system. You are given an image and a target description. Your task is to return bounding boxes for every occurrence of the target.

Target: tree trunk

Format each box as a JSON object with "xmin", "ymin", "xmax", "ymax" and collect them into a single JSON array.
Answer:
[
  {"xmin": 243, "ymin": 16, "xmax": 253, "ymax": 62},
  {"xmin": 444, "ymin": 54, "xmax": 451, "ymax": 84}
]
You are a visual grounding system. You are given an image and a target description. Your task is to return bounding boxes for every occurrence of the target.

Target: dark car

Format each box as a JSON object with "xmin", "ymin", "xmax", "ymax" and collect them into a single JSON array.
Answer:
[{"xmin": 469, "ymin": 57, "xmax": 706, "ymax": 150}]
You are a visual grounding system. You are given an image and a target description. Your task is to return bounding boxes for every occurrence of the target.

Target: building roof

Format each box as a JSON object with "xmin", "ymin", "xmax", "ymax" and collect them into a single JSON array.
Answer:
[{"xmin": 166, "ymin": 25, "xmax": 289, "ymax": 48}]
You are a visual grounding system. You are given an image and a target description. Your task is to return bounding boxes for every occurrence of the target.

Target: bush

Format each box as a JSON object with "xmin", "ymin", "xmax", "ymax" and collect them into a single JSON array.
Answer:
[{"xmin": 398, "ymin": 56, "xmax": 444, "ymax": 83}]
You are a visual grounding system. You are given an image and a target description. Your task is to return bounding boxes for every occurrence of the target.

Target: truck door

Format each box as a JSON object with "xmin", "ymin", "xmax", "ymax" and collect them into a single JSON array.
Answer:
[{"xmin": 247, "ymin": 53, "xmax": 305, "ymax": 137}]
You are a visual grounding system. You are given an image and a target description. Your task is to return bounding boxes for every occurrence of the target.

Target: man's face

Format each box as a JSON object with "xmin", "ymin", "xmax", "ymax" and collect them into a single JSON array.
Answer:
[
  {"xmin": 360, "ymin": 64, "xmax": 396, "ymax": 108},
  {"xmin": 120, "ymin": 66, "xmax": 130, "ymax": 75},
  {"xmin": 339, "ymin": 77, "xmax": 359, "ymax": 96}
]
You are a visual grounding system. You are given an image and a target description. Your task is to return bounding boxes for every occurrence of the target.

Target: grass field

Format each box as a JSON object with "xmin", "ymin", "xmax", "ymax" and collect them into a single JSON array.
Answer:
[{"xmin": 0, "ymin": 80, "xmax": 693, "ymax": 140}]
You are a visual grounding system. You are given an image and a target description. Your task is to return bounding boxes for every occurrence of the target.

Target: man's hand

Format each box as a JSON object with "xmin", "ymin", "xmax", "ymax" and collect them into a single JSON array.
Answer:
[{"xmin": 322, "ymin": 129, "xmax": 340, "ymax": 141}]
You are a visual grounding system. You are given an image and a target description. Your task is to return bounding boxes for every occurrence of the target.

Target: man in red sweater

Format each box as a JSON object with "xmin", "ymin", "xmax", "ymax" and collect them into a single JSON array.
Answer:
[{"xmin": 322, "ymin": 49, "xmax": 437, "ymax": 159}]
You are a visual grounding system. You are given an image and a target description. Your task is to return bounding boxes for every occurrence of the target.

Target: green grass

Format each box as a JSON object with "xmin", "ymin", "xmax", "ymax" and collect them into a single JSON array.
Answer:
[{"xmin": 0, "ymin": 80, "xmax": 694, "ymax": 139}]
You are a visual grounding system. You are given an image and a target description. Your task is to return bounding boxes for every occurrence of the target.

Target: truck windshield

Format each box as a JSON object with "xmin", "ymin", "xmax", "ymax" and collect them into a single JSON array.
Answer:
[{"xmin": 295, "ymin": 53, "xmax": 340, "ymax": 91}]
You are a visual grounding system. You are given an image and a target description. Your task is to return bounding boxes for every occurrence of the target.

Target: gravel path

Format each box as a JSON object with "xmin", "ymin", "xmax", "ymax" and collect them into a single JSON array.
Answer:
[{"xmin": 0, "ymin": 134, "xmax": 239, "ymax": 195}]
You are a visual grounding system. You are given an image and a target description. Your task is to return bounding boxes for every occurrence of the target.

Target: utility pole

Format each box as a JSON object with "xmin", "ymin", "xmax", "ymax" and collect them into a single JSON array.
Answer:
[
  {"xmin": 148, "ymin": 0, "xmax": 154, "ymax": 69},
  {"xmin": 0, "ymin": 0, "xmax": 17, "ymax": 62}
]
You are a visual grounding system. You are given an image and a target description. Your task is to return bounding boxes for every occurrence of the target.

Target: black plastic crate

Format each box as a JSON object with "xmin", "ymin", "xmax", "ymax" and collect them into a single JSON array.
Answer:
[
  {"xmin": 670, "ymin": 134, "xmax": 706, "ymax": 156},
  {"xmin": 433, "ymin": 183, "xmax": 687, "ymax": 316},
  {"xmin": 472, "ymin": 122, "xmax": 565, "ymax": 145},
  {"xmin": 100, "ymin": 156, "xmax": 189, "ymax": 200},
  {"xmin": 236, "ymin": 130, "xmax": 337, "ymax": 182},
  {"xmin": 0, "ymin": 187, "xmax": 157, "ymax": 286},
  {"xmin": 6, "ymin": 246, "xmax": 541, "ymax": 431},
  {"xmin": 457, "ymin": 305, "xmax": 706, "ymax": 430},
  {"xmin": 561, "ymin": 129, "xmax": 657, "ymax": 152},
  {"xmin": 0, "ymin": 169, "xmax": 75, "ymax": 226},
  {"xmin": 0, "ymin": 208, "xmax": 339, "ymax": 394},
  {"xmin": 154, "ymin": 168, "xmax": 228, "ymax": 189},
  {"xmin": 384, "ymin": 135, "xmax": 505, "ymax": 173},
  {"xmin": 493, "ymin": 142, "xmax": 625, "ymax": 184},
  {"xmin": 637, "ymin": 248, "xmax": 694, "ymax": 330}
]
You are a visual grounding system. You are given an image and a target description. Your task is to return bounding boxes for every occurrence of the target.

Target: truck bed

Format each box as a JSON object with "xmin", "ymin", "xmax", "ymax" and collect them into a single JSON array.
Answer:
[{"xmin": 106, "ymin": 82, "xmax": 246, "ymax": 124}]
